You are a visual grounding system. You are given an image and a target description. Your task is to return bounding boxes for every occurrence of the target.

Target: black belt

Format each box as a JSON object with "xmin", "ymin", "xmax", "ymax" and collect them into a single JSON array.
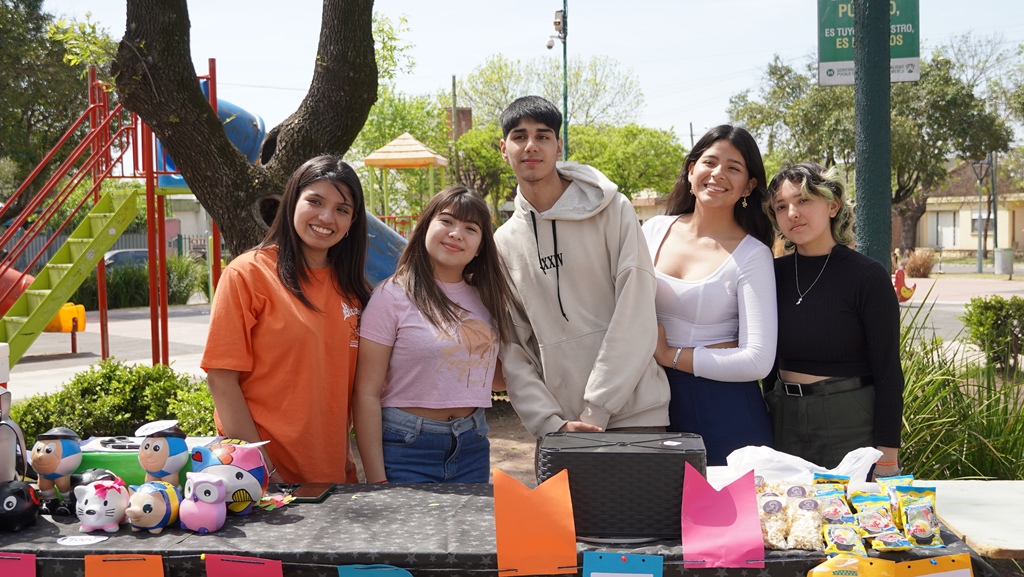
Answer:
[{"xmin": 782, "ymin": 375, "xmax": 873, "ymax": 397}]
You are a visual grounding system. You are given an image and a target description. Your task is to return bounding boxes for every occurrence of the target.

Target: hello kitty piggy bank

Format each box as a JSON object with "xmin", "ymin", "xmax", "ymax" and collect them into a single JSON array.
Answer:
[
  {"xmin": 0, "ymin": 480, "xmax": 41, "ymax": 532},
  {"xmin": 74, "ymin": 479, "xmax": 131, "ymax": 533},
  {"xmin": 126, "ymin": 481, "xmax": 182, "ymax": 534}
]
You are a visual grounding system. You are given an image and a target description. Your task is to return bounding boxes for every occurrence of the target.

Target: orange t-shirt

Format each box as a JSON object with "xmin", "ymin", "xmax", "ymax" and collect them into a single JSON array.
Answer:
[{"xmin": 201, "ymin": 248, "xmax": 361, "ymax": 483}]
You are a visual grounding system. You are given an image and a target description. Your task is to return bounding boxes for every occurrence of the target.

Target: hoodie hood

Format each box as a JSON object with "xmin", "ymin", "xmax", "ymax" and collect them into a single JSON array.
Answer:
[{"xmin": 513, "ymin": 162, "xmax": 617, "ymax": 221}]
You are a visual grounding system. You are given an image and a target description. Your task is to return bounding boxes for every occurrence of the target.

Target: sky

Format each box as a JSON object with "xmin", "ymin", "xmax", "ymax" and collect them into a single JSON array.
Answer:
[{"xmin": 41, "ymin": 0, "xmax": 1024, "ymax": 148}]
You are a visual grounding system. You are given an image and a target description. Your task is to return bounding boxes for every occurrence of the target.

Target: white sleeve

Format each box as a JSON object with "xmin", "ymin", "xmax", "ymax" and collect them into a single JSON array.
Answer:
[{"xmin": 691, "ymin": 245, "xmax": 777, "ymax": 382}]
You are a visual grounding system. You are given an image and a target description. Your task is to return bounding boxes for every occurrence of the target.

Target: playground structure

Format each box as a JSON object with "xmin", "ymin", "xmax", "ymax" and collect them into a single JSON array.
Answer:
[{"xmin": 0, "ymin": 59, "xmax": 407, "ymax": 372}]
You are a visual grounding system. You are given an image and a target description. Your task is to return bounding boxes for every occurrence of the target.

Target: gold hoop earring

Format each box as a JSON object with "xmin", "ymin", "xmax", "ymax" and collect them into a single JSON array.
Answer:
[{"xmin": 742, "ymin": 197, "xmax": 748, "ymax": 208}]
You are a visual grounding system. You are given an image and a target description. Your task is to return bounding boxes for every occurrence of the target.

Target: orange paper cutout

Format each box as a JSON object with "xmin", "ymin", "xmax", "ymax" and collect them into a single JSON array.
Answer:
[
  {"xmin": 493, "ymin": 468, "xmax": 577, "ymax": 576},
  {"xmin": 84, "ymin": 554, "xmax": 164, "ymax": 577}
]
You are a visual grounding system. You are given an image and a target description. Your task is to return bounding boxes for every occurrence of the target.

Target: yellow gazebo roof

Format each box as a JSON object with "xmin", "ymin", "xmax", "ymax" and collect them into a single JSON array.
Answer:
[{"xmin": 363, "ymin": 132, "xmax": 449, "ymax": 169}]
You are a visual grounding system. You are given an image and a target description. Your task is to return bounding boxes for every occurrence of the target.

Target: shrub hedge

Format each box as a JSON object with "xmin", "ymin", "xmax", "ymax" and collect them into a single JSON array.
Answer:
[{"xmin": 10, "ymin": 359, "xmax": 216, "ymax": 443}]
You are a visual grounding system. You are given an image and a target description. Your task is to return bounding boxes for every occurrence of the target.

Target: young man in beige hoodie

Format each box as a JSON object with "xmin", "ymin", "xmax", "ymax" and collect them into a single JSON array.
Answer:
[{"xmin": 494, "ymin": 95, "xmax": 670, "ymax": 446}]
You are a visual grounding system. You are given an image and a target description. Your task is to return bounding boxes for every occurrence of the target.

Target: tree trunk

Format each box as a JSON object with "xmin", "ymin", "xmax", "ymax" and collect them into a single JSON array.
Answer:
[
  {"xmin": 110, "ymin": 0, "xmax": 376, "ymax": 257},
  {"xmin": 895, "ymin": 195, "xmax": 928, "ymax": 253}
]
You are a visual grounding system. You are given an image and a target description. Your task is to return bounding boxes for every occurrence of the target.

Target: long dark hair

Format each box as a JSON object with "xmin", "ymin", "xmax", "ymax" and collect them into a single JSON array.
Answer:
[
  {"xmin": 394, "ymin": 185, "xmax": 512, "ymax": 343},
  {"xmin": 259, "ymin": 155, "xmax": 371, "ymax": 310},
  {"xmin": 663, "ymin": 125, "xmax": 774, "ymax": 247}
]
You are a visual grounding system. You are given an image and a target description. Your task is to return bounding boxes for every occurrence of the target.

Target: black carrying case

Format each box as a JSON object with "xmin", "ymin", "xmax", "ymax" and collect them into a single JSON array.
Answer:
[{"xmin": 536, "ymin": 431, "xmax": 706, "ymax": 540}]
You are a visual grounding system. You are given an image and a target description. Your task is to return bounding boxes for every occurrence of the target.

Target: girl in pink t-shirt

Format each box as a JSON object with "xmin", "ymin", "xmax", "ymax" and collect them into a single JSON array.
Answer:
[{"xmin": 354, "ymin": 186, "xmax": 513, "ymax": 484}]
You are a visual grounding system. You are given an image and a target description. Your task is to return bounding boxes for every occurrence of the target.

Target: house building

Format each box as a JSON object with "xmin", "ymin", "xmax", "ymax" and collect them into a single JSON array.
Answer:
[{"xmin": 915, "ymin": 161, "xmax": 1024, "ymax": 257}]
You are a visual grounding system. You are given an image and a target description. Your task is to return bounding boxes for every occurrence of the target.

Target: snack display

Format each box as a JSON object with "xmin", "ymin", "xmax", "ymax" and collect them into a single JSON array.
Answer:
[
  {"xmin": 787, "ymin": 496, "xmax": 825, "ymax": 551},
  {"xmin": 759, "ymin": 494, "xmax": 790, "ymax": 550}
]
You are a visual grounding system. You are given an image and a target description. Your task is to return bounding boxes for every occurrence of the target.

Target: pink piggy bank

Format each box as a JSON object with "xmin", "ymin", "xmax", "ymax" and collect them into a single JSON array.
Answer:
[
  {"xmin": 179, "ymin": 472, "xmax": 227, "ymax": 534},
  {"xmin": 189, "ymin": 439, "xmax": 268, "ymax": 515}
]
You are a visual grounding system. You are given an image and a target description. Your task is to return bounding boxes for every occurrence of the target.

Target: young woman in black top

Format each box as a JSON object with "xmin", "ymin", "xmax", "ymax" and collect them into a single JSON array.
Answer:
[{"xmin": 763, "ymin": 162, "xmax": 903, "ymax": 479}]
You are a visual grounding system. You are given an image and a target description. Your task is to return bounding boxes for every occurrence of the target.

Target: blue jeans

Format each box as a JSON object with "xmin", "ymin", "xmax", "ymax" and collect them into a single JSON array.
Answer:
[{"xmin": 381, "ymin": 407, "xmax": 490, "ymax": 483}]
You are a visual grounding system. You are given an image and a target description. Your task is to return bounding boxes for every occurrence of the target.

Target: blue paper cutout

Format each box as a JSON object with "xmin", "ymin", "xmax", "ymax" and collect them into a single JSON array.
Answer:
[
  {"xmin": 582, "ymin": 552, "xmax": 663, "ymax": 577},
  {"xmin": 337, "ymin": 565, "xmax": 413, "ymax": 577}
]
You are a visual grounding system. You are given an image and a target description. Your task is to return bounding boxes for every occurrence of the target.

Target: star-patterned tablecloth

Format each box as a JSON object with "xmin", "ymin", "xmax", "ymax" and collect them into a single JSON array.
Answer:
[{"xmin": 0, "ymin": 484, "xmax": 1001, "ymax": 577}]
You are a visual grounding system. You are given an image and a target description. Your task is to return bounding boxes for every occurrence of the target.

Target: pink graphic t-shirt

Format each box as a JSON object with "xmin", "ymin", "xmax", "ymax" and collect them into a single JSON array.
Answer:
[{"xmin": 360, "ymin": 278, "xmax": 497, "ymax": 408}]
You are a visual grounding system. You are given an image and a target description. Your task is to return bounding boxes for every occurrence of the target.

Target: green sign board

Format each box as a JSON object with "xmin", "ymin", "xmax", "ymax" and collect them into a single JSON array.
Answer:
[{"xmin": 818, "ymin": 0, "xmax": 920, "ymax": 86}]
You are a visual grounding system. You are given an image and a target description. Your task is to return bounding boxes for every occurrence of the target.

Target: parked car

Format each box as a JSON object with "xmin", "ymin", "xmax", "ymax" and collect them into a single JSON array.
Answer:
[{"xmin": 104, "ymin": 249, "xmax": 148, "ymax": 269}]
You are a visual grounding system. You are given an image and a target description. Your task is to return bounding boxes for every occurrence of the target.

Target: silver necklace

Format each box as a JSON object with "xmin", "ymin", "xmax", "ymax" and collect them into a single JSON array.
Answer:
[{"xmin": 794, "ymin": 250, "xmax": 831, "ymax": 305}]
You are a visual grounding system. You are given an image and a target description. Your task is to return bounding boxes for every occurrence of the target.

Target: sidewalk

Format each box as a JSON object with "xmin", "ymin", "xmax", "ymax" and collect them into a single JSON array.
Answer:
[
  {"xmin": 4, "ymin": 276, "xmax": 1023, "ymax": 403},
  {"xmin": 7, "ymin": 304, "xmax": 210, "ymax": 402}
]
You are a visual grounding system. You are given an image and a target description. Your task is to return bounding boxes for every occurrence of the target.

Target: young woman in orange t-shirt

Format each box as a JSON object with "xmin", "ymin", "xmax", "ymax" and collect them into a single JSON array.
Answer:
[{"xmin": 202, "ymin": 155, "xmax": 371, "ymax": 483}]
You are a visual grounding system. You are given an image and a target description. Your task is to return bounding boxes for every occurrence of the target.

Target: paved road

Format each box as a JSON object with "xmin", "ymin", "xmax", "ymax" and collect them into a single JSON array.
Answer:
[{"xmin": 4, "ymin": 275, "xmax": 1022, "ymax": 402}]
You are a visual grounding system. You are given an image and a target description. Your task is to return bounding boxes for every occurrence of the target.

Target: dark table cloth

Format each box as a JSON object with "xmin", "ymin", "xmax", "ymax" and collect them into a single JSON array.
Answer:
[{"xmin": 0, "ymin": 484, "xmax": 1000, "ymax": 577}]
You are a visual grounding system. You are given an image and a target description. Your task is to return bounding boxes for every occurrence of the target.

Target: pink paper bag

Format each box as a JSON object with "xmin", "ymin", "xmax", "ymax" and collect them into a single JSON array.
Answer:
[{"xmin": 681, "ymin": 462, "xmax": 764, "ymax": 568}]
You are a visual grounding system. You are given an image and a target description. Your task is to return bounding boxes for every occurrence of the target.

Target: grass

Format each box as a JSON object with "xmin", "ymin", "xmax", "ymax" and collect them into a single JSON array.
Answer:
[{"xmin": 899, "ymin": 296, "xmax": 1024, "ymax": 480}]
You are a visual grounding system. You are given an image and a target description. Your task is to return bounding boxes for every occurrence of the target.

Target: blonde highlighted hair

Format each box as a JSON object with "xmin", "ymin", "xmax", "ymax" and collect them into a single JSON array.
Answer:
[{"xmin": 764, "ymin": 161, "xmax": 855, "ymax": 250}]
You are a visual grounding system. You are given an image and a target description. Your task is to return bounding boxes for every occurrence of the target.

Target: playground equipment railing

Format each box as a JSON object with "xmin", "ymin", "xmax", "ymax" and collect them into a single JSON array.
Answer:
[{"xmin": 0, "ymin": 68, "xmax": 138, "ymax": 312}]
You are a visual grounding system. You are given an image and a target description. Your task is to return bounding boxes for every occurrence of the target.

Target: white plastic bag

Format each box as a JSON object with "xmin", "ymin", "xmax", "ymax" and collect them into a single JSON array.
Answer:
[{"xmin": 718, "ymin": 445, "xmax": 882, "ymax": 486}]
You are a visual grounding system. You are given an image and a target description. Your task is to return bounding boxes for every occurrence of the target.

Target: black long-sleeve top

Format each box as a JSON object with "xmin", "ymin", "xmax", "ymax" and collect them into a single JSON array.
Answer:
[{"xmin": 766, "ymin": 244, "xmax": 904, "ymax": 448}]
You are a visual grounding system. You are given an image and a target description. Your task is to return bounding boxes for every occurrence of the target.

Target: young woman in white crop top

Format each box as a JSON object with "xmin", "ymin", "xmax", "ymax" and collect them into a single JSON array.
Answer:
[{"xmin": 641, "ymin": 125, "xmax": 777, "ymax": 466}]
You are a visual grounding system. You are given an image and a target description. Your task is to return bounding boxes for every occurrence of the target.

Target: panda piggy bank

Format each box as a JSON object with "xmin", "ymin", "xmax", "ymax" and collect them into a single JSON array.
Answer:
[
  {"xmin": 0, "ymin": 480, "xmax": 41, "ymax": 532},
  {"xmin": 126, "ymin": 481, "xmax": 182, "ymax": 534}
]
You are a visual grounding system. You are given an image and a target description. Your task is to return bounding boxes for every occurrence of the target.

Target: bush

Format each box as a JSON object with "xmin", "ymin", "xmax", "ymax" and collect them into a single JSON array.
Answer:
[
  {"xmin": 960, "ymin": 295, "xmax": 1024, "ymax": 373},
  {"xmin": 9, "ymin": 359, "xmax": 214, "ymax": 442},
  {"xmin": 901, "ymin": 300, "xmax": 1024, "ymax": 480},
  {"xmin": 168, "ymin": 380, "xmax": 217, "ymax": 436},
  {"xmin": 70, "ymin": 255, "xmax": 206, "ymax": 309},
  {"xmin": 165, "ymin": 254, "xmax": 204, "ymax": 304},
  {"xmin": 903, "ymin": 248, "xmax": 934, "ymax": 278}
]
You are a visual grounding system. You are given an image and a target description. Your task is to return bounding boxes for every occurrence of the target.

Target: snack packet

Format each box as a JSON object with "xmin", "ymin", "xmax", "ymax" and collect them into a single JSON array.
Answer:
[
  {"xmin": 823, "ymin": 519, "xmax": 868, "ymax": 557},
  {"xmin": 850, "ymin": 493, "xmax": 897, "ymax": 537},
  {"xmin": 778, "ymin": 483, "xmax": 816, "ymax": 499},
  {"xmin": 903, "ymin": 501, "xmax": 944, "ymax": 548},
  {"xmin": 894, "ymin": 486, "xmax": 936, "ymax": 530},
  {"xmin": 819, "ymin": 489, "xmax": 854, "ymax": 525},
  {"xmin": 814, "ymin": 472, "xmax": 851, "ymax": 487},
  {"xmin": 876, "ymin": 474, "xmax": 915, "ymax": 519},
  {"xmin": 759, "ymin": 493, "xmax": 790, "ymax": 550},
  {"xmin": 786, "ymin": 496, "xmax": 824, "ymax": 551},
  {"xmin": 871, "ymin": 531, "xmax": 914, "ymax": 552}
]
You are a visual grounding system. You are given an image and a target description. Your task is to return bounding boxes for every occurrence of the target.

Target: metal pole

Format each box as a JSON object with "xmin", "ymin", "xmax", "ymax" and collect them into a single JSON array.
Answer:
[
  {"xmin": 990, "ymin": 151, "xmax": 997, "ymax": 249},
  {"xmin": 978, "ymin": 171, "xmax": 985, "ymax": 274},
  {"xmin": 562, "ymin": 0, "xmax": 569, "ymax": 161},
  {"xmin": 853, "ymin": 0, "xmax": 892, "ymax": 272},
  {"xmin": 452, "ymin": 75, "xmax": 460, "ymax": 176}
]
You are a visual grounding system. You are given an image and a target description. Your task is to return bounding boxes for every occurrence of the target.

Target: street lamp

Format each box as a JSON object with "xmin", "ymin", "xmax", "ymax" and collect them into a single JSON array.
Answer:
[
  {"xmin": 970, "ymin": 155, "xmax": 992, "ymax": 274},
  {"xmin": 546, "ymin": 1, "xmax": 568, "ymax": 161}
]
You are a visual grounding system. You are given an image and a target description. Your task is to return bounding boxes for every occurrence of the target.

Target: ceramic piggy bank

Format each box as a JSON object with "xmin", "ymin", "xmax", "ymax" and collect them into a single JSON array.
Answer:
[
  {"xmin": 190, "ymin": 439, "xmax": 268, "ymax": 515},
  {"xmin": 74, "ymin": 479, "xmax": 131, "ymax": 533},
  {"xmin": 0, "ymin": 480, "xmax": 41, "ymax": 532},
  {"xmin": 126, "ymin": 481, "xmax": 182, "ymax": 534},
  {"xmin": 31, "ymin": 427, "xmax": 82, "ymax": 516},
  {"xmin": 138, "ymin": 424, "xmax": 189, "ymax": 487},
  {"xmin": 179, "ymin": 472, "xmax": 226, "ymax": 534}
]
